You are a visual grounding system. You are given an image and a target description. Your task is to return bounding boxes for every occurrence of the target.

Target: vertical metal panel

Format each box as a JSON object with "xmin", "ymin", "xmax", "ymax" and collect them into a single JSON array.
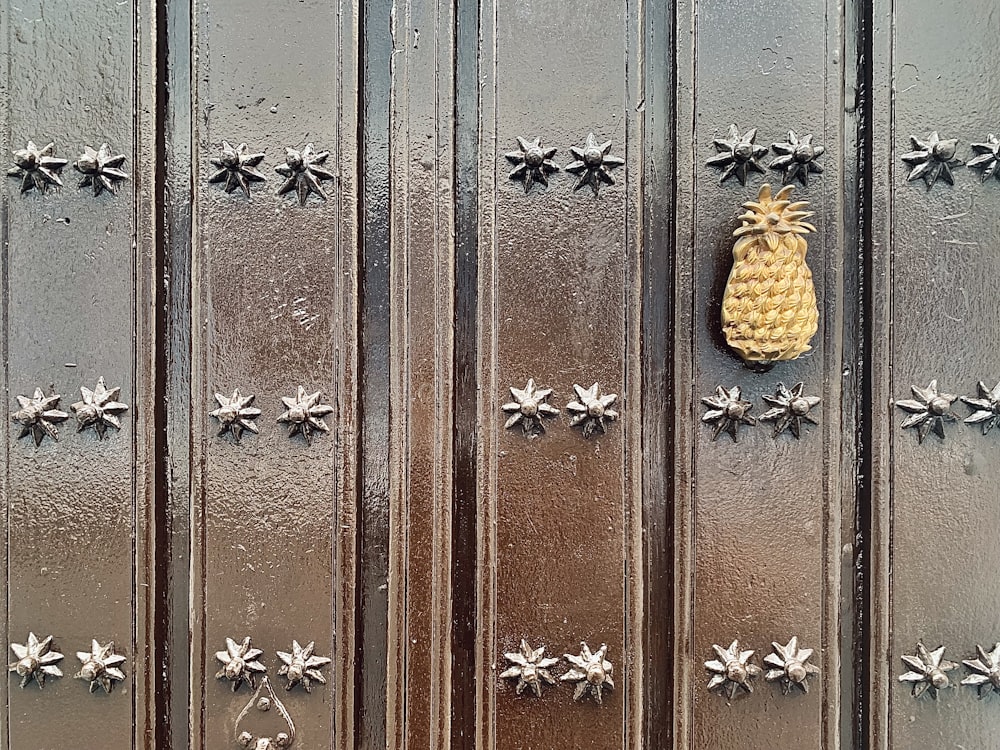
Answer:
[
  {"xmin": 1, "ymin": 0, "xmax": 156, "ymax": 748},
  {"xmin": 188, "ymin": 0, "xmax": 358, "ymax": 748},
  {"xmin": 476, "ymin": 0, "xmax": 640, "ymax": 747},
  {"xmin": 385, "ymin": 0, "xmax": 456, "ymax": 745},
  {"xmin": 673, "ymin": 0, "xmax": 850, "ymax": 747},
  {"xmin": 870, "ymin": 0, "xmax": 1000, "ymax": 746}
]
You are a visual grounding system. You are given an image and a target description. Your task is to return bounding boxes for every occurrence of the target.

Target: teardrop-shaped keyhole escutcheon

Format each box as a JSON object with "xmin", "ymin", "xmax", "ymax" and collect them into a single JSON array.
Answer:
[{"xmin": 234, "ymin": 677, "xmax": 296, "ymax": 748}]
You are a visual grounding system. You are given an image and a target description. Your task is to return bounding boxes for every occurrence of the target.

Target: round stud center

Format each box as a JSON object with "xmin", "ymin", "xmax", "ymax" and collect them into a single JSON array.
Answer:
[
  {"xmin": 524, "ymin": 148, "xmax": 544, "ymax": 167},
  {"xmin": 520, "ymin": 399, "xmax": 539, "ymax": 417},
  {"xmin": 793, "ymin": 144, "xmax": 815, "ymax": 163},
  {"xmin": 17, "ymin": 657, "xmax": 38, "ymax": 676},
  {"xmin": 929, "ymin": 396, "xmax": 950, "ymax": 416},
  {"xmin": 286, "ymin": 152, "xmax": 304, "ymax": 171},
  {"xmin": 790, "ymin": 397, "xmax": 811, "ymax": 416},
  {"xmin": 288, "ymin": 406, "xmax": 307, "ymax": 423},
  {"xmin": 726, "ymin": 660, "xmax": 747, "ymax": 683},
  {"xmin": 226, "ymin": 657, "xmax": 244, "ymax": 680},
  {"xmin": 932, "ymin": 141, "xmax": 956, "ymax": 160},
  {"xmin": 724, "ymin": 402, "xmax": 744, "ymax": 419},
  {"xmin": 257, "ymin": 697, "xmax": 271, "ymax": 712},
  {"xmin": 587, "ymin": 399, "xmax": 605, "ymax": 418},
  {"xmin": 521, "ymin": 664, "xmax": 537, "ymax": 682},
  {"xmin": 930, "ymin": 669, "xmax": 949, "ymax": 689},
  {"xmin": 81, "ymin": 660, "xmax": 103, "ymax": 682},
  {"xmin": 787, "ymin": 662, "xmax": 808, "ymax": 683},
  {"xmin": 733, "ymin": 142, "xmax": 753, "ymax": 161},
  {"xmin": 583, "ymin": 147, "xmax": 603, "ymax": 166}
]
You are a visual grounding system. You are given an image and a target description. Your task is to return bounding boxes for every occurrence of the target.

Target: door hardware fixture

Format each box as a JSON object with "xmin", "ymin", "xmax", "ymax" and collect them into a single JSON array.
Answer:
[
  {"xmin": 705, "ymin": 640, "xmax": 761, "ymax": 698},
  {"xmin": 235, "ymin": 677, "xmax": 296, "ymax": 749},
  {"xmin": 565, "ymin": 133, "xmax": 624, "ymax": 195},
  {"xmin": 505, "ymin": 137, "xmax": 559, "ymax": 194},
  {"xmin": 722, "ymin": 183, "xmax": 818, "ymax": 363},
  {"xmin": 209, "ymin": 388, "xmax": 263, "ymax": 443},
  {"xmin": 499, "ymin": 639, "xmax": 559, "ymax": 697},
  {"xmin": 701, "ymin": 385, "xmax": 756, "ymax": 442},
  {"xmin": 209, "ymin": 141, "xmax": 267, "ymax": 197},
  {"xmin": 216, "ymin": 636, "xmax": 267, "ymax": 692},
  {"xmin": 275, "ymin": 144, "xmax": 335, "ymax": 205},
  {"xmin": 566, "ymin": 383, "xmax": 618, "ymax": 437},
  {"xmin": 707, "ymin": 124, "xmax": 768, "ymax": 185},
  {"xmin": 760, "ymin": 382, "xmax": 821, "ymax": 439},
  {"xmin": 277, "ymin": 386, "xmax": 334, "ymax": 444},
  {"xmin": 561, "ymin": 642, "xmax": 614, "ymax": 704},
  {"xmin": 74, "ymin": 144, "xmax": 128, "ymax": 196},
  {"xmin": 501, "ymin": 379, "xmax": 560, "ymax": 437},
  {"xmin": 961, "ymin": 380, "xmax": 1000, "ymax": 434},
  {"xmin": 902, "ymin": 132, "xmax": 962, "ymax": 188},
  {"xmin": 769, "ymin": 131, "xmax": 825, "ymax": 186},
  {"xmin": 961, "ymin": 644, "xmax": 1000, "ymax": 698},
  {"xmin": 276, "ymin": 640, "xmax": 331, "ymax": 692},
  {"xmin": 896, "ymin": 380, "xmax": 960, "ymax": 443},
  {"xmin": 11, "ymin": 388, "xmax": 70, "ymax": 446},
  {"xmin": 968, "ymin": 133, "xmax": 1000, "ymax": 181},
  {"xmin": 899, "ymin": 642, "xmax": 957, "ymax": 698},
  {"xmin": 763, "ymin": 636, "xmax": 820, "ymax": 694},
  {"xmin": 74, "ymin": 639, "xmax": 127, "ymax": 693},
  {"xmin": 71, "ymin": 377, "xmax": 129, "ymax": 439},
  {"xmin": 8, "ymin": 632, "xmax": 64, "ymax": 688},
  {"xmin": 6, "ymin": 140, "xmax": 68, "ymax": 193}
]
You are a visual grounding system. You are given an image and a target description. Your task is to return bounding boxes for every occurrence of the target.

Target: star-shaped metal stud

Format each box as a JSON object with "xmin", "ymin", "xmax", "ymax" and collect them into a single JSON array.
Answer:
[
  {"xmin": 701, "ymin": 385, "xmax": 756, "ymax": 442},
  {"xmin": 706, "ymin": 125, "xmax": 768, "ymax": 185},
  {"xmin": 277, "ymin": 386, "xmax": 334, "ymax": 444},
  {"xmin": 896, "ymin": 380, "xmax": 959, "ymax": 443},
  {"xmin": 276, "ymin": 640, "xmax": 331, "ymax": 692},
  {"xmin": 74, "ymin": 144, "xmax": 128, "ymax": 196},
  {"xmin": 705, "ymin": 640, "xmax": 761, "ymax": 699},
  {"xmin": 11, "ymin": 387, "xmax": 70, "ymax": 446},
  {"xmin": 901, "ymin": 132, "xmax": 962, "ymax": 188},
  {"xmin": 561, "ymin": 642, "xmax": 614, "ymax": 704},
  {"xmin": 505, "ymin": 137, "xmax": 559, "ymax": 193},
  {"xmin": 968, "ymin": 133, "xmax": 1000, "ymax": 182},
  {"xmin": 769, "ymin": 131, "xmax": 825, "ymax": 186},
  {"xmin": 7, "ymin": 140, "xmax": 68, "ymax": 194},
  {"xmin": 963, "ymin": 380, "xmax": 1000, "ymax": 435},
  {"xmin": 565, "ymin": 133, "xmax": 625, "ymax": 195},
  {"xmin": 75, "ymin": 640, "xmax": 127, "ymax": 694},
  {"xmin": 71, "ymin": 377, "xmax": 129, "ymax": 440},
  {"xmin": 499, "ymin": 639, "xmax": 559, "ymax": 697},
  {"xmin": 501, "ymin": 379, "xmax": 560, "ymax": 437},
  {"xmin": 209, "ymin": 388, "xmax": 262, "ymax": 443},
  {"xmin": 760, "ymin": 382, "xmax": 821, "ymax": 439},
  {"xmin": 209, "ymin": 141, "xmax": 266, "ymax": 197},
  {"xmin": 899, "ymin": 642, "xmax": 956, "ymax": 698},
  {"xmin": 566, "ymin": 382, "xmax": 618, "ymax": 437},
  {"xmin": 275, "ymin": 143, "xmax": 335, "ymax": 205},
  {"xmin": 763, "ymin": 636, "xmax": 821, "ymax": 694},
  {"xmin": 962, "ymin": 643, "xmax": 1000, "ymax": 698},
  {"xmin": 216, "ymin": 636, "xmax": 266, "ymax": 692},
  {"xmin": 9, "ymin": 632, "xmax": 64, "ymax": 689}
]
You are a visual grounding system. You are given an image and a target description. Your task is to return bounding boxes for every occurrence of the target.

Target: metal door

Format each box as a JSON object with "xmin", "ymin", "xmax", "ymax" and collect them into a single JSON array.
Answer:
[{"xmin": 1, "ymin": 0, "xmax": 998, "ymax": 748}]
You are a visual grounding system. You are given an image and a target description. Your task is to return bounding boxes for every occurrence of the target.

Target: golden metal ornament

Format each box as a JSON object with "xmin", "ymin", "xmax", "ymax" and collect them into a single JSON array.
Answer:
[{"xmin": 721, "ymin": 183, "xmax": 819, "ymax": 363}]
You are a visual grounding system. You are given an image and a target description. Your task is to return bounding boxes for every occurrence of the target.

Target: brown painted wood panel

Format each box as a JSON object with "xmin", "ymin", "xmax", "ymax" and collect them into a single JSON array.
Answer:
[
  {"xmin": 188, "ymin": 1, "xmax": 358, "ymax": 748},
  {"xmin": 870, "ymin": 0, "xmax": 1000, "ymax": 746},
  {"xmin": 1, "ymin": 1, "xmax": 157, "ymax": 748},
  {"xmin": 475, "ymin": 0, "xmax": 642, "ymax": 747},
  {"xmin": 673, "ymin": 0, "xmax": 851, "ymax": 747}
]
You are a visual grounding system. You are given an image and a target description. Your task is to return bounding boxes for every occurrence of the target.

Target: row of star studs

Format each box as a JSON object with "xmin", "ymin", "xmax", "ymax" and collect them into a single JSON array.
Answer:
[
  {"xmin": 215, "ymin": 636, "xmax": 330, "ymax": 693},
  {"xmin": 7, "ymin": 141, "xmax": 128, "ymax": 196},
  {"xmin": 705, "ymin": 637, "xmax": 820, "ymax": 698},
  {"xmin": 899, "ymin": 641, "xmax": 1000, "ymax": 700},
  {"xmin": 700, "ymin": 382, "xmax": 821, "ymax": 442},
  {"xmin": 502, "ymin": 380, "xmax": 618, "ymax": 439},
  {"xmin": 500, "ymin": 640, "xmax": 614, "ymax": 704},
  {"xmin": 895, "ymin": 379, "xmax": 1000, "ymax": 443},
  {"xmin": 8, "ymin": 632, "xmax": 127, "ymax": 694}
]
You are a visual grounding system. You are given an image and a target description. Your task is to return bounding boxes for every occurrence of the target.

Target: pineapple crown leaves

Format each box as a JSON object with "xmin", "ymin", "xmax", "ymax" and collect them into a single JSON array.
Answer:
[{"xmin": 733, "ymin": 183, "xmax": 816, "ymax": 252}]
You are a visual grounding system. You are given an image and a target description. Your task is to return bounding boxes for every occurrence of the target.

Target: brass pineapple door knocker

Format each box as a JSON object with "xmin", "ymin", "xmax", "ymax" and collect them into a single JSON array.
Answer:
[{"xmin": 721, "ymin": 183, "xmax": 818, "ymax": 365}]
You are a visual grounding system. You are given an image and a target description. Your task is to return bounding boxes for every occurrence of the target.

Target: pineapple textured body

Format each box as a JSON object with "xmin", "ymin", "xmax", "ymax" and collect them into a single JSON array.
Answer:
[{"xmin": 722, "ymin": 183, "xmax": 818, "ymax": 362}]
